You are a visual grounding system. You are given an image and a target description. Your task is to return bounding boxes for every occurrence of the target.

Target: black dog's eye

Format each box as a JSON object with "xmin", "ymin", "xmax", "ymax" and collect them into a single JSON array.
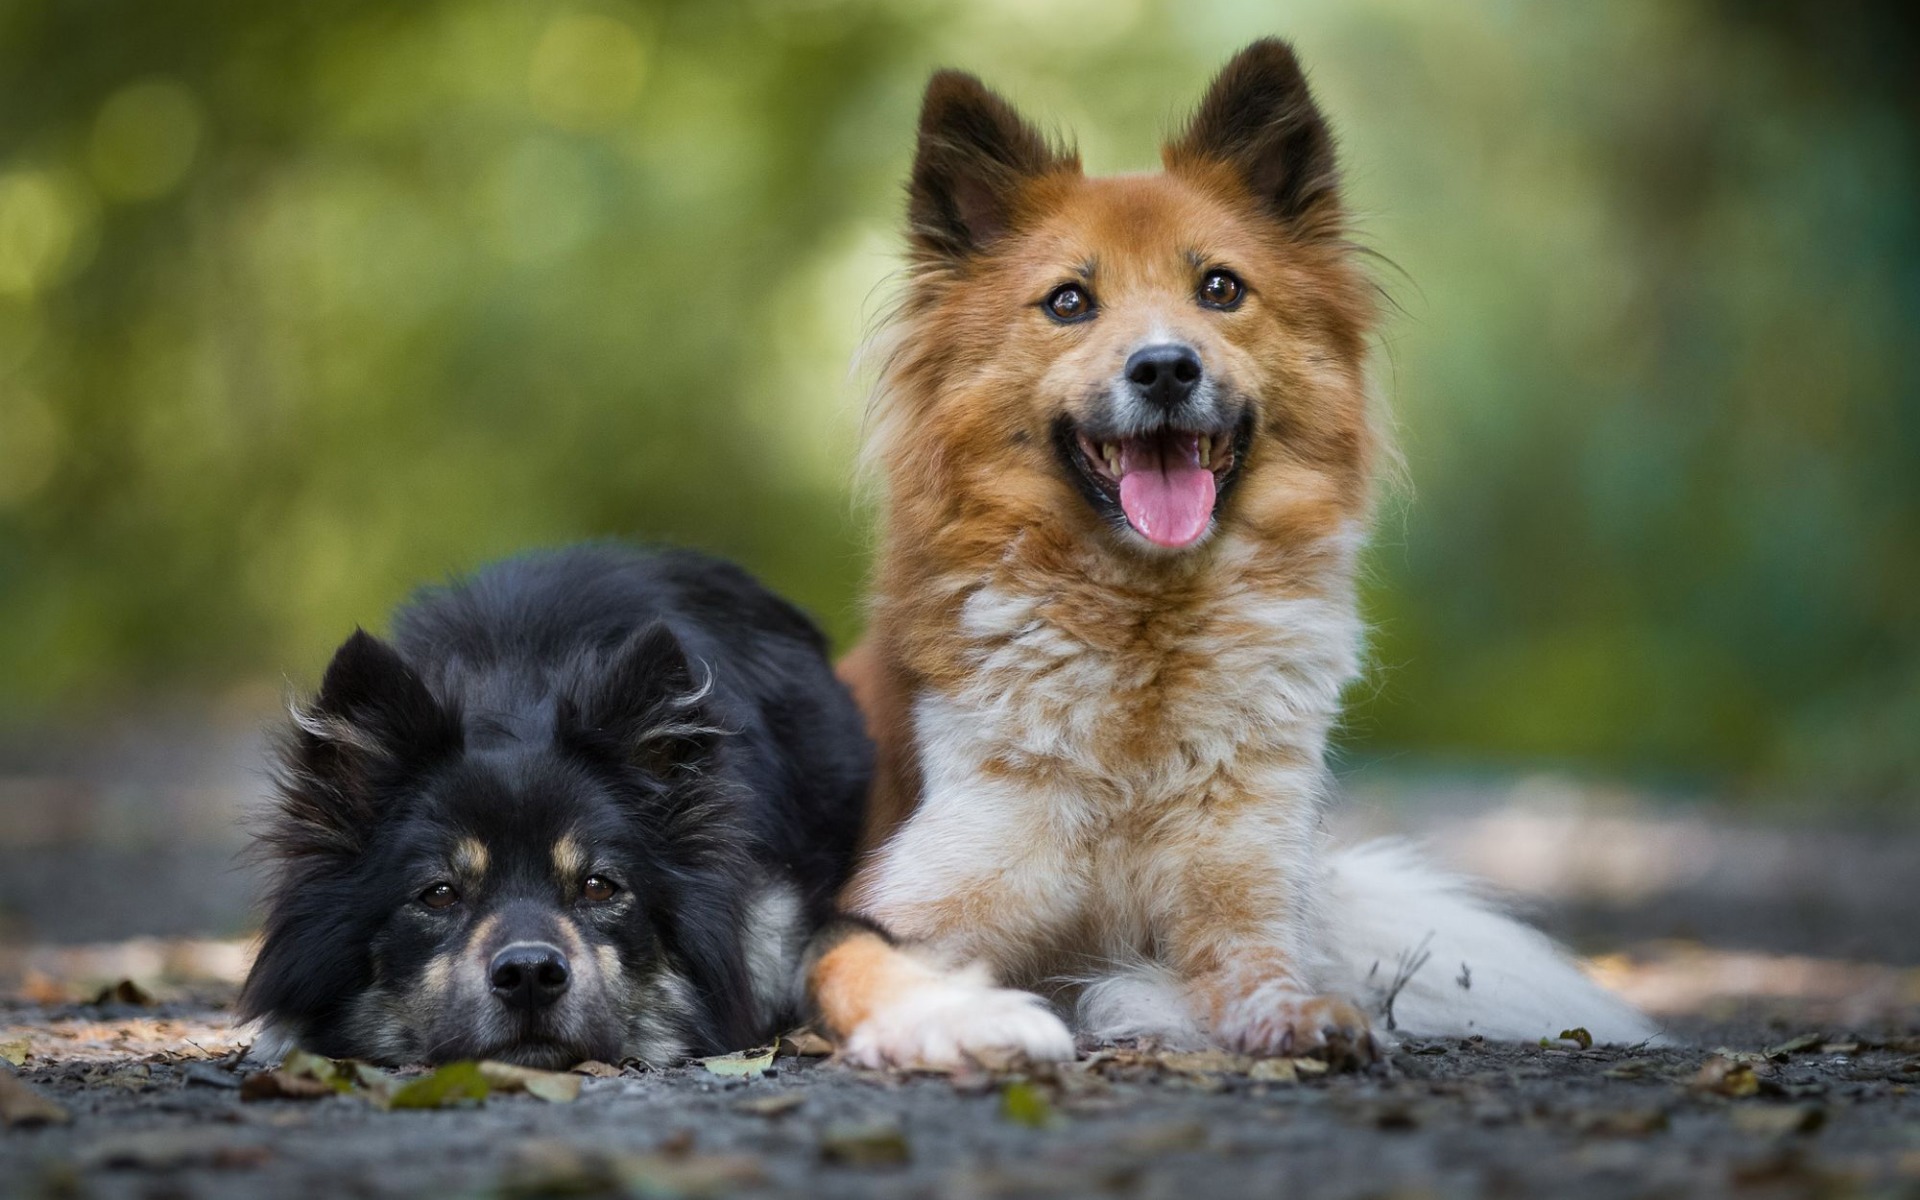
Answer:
[
  {"xmin": 1043, "ymin": 284, "xmax": 1094, "ymax": 323},
  {"xmin": 420, "ymin": 882, "xmax": 459, "ymax": 910},
  {"xmin": 581, "ymin": 876, "xmax": 618, "ymax": 903},
  {"xmin": 1198, "ymin": 269, "xmax": 1243, "ymax": 310}
]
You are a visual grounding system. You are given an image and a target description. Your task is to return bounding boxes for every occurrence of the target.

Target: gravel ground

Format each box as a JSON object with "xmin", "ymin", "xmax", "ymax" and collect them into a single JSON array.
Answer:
[{"xmin": 3, "ymin": 992, "xmax": 1918, "ymax": 1200}]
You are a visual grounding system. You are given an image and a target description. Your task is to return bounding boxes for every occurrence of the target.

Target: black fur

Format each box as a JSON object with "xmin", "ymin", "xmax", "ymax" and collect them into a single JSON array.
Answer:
[{"xmin": 241, "ymin": 544, "xmax": 871, "ymax": 1067}]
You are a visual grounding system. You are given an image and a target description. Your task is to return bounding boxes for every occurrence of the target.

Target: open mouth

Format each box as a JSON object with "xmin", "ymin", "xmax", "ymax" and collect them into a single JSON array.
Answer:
[{"xmin": 1055, "ymin": 414, "xmax": 1252, "ymax": 549}]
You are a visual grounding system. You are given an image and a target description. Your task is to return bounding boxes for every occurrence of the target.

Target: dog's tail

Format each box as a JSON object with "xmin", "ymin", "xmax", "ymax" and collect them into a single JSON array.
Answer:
[{"xmin": 1316, "ymin": 840, "xmax": 1664, "ymax": 1046}]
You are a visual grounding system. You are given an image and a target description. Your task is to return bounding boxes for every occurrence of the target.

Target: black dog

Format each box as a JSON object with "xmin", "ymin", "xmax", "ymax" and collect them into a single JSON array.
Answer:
[{"xmin": 239, "ymin": 545, "xmax": 871, "ymax": 1067}]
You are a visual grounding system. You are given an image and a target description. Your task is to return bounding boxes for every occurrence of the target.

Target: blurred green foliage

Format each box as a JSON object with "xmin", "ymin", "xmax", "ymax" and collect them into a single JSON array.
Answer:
[{"xmin": 0, "ymin": 0, "xmax": 1914, "ymax": 803}]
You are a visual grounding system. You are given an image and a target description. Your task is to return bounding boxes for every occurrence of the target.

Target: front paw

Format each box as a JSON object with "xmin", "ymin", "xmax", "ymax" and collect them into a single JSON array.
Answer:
[
  {"xmin": 1214, "ymin": 982, "xmax": 1378, "ymax": 1064},
  {"xmin": 838, "ymin": 975, "xmax": 1076, "ymax": 1070}
]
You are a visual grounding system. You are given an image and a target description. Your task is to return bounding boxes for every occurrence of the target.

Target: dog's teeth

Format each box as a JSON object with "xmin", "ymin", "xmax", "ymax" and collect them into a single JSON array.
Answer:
[
  {"xmin": 1199, "ymin": 436, "xmax": 1212, "ymax": 468},
  {"xmin": 1103, "ymin": 444, "xmax": 1120, "ymax": 476}
]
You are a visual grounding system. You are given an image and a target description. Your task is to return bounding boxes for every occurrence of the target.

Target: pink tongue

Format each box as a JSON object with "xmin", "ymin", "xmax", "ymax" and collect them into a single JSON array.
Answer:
[{"xmin": 1116, "ymin": 435, "xmax": 1216, "ymax": 548}]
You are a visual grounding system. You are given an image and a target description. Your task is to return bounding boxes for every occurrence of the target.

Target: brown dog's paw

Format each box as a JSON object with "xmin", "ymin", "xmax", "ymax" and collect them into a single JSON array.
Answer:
[{"xmin": 1214, "ymin": 984, "xmax": 1379, "ymax": 1066}]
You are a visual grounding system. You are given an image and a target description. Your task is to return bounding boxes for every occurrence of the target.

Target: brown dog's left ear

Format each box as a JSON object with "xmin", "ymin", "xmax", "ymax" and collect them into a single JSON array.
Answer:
[
  {"xmin": 1165, "ymin": 38, "xmax": 1343, "ymax": 239},
  {"xmin": 908, "ymin": 70, "xmax": 1076, "ymax": 263}
]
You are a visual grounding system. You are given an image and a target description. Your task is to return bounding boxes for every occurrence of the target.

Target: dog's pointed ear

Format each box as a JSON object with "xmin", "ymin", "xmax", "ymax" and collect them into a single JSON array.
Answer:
[
  {"xmin": 306, "ymin": 629, "xmax": 454, "ymax": 759},
  {"xmin": 272, "ymin": 630, "xmax": 460, "ymax": 858},
  {"xmin": 1165, "ymin": 39, "xmax": 1343, "ymax": 239},
  {"xmin": 909, "ymin": 69, "xmax": 1075, "ymax": 262},
  {"xmin": 561, "ymin": 622, "xmax": 721, "ymax": 777}
]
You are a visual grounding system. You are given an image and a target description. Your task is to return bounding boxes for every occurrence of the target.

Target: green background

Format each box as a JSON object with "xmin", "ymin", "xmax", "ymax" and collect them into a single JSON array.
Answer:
[{"xmin": 1, "ymin": 0, "xmax": 1914, "ymax": 806}]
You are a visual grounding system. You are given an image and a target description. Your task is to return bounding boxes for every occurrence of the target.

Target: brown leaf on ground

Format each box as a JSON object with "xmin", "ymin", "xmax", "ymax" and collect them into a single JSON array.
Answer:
[
  {"xmin": 0, "ymin": 1066, "xmax": 69, "ymax": 1126},
  {"xmin": 777, "ymin": 1029, "xmax": 834, "ymax": 1058},
  {"xmin": 1691, "ymin": 1055, "xmax": 1769, "ymax": 1098},
  {"xmin": 1602, "ymin": 1058, "xmax": 1663, "ymax": 1080},
  {"xmin": 1248, "ymin": 1058, "xmax": 1300, "ymax": 1083},
  {"xmin": 569, "ymin": 1060, "xmax": 624, "ymax": 1078},
  {"xmin": 1155, "ymin": 1050, "xmax": 1248, "ymax": 1076},
  {"xmin": 0, "ymin": 1039, "xmax": 28, "ymax": 1067},
  {"xmin": 1766, "ymin": 1032, "xmax": 1824, "ymax": 1060},
  {"xmin": 477, "ymin": 1061, "xmax": 582, "ymax": 1103}
]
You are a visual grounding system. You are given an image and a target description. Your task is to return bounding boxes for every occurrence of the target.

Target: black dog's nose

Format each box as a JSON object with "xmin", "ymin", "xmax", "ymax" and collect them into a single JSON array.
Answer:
[
  {"xmin": 489, "ymin": 943, "xmax": 570, "ymax": 1010},
  {"xmin": 1125, "ymin": 343, "xmax": 1203, "ymax": 409}
]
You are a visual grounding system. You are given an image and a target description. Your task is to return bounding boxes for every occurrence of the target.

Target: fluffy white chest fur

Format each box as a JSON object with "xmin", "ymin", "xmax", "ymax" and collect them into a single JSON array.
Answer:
[{"xmin": 856, "ymin": 533, "xmax": 1362, "ymax": 987}]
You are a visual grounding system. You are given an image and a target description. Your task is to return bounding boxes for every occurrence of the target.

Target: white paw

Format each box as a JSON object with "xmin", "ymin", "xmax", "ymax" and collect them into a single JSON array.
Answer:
[
  {"xmin": 839, "ymin": 974, "xmax": 1076, "ymax": 1069},
  {"xmin": 1213, "ymin": 981, "xmax": 1378, "ymax": 1062}
]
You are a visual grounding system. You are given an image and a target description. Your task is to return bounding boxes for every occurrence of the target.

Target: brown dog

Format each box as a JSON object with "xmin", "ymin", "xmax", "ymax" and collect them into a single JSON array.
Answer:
[{"xmin": 809, "ymin": 40, "xmax": 1656, "ymax": 1066}]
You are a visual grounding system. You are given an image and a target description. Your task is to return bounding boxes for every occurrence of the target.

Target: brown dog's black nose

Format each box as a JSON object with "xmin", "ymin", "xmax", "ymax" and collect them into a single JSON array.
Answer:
[
  {"xmin": 1125, "ymin": 343, "xmax": 1203, "ymax": 410},
  {"xmin": 489, "ymin": 943, "xmax": 570, "ymax": 1010}
]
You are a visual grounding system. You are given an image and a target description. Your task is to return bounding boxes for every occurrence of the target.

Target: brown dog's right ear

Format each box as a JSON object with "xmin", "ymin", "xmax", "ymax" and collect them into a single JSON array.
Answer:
[{"xmin": 908, "ymin": 70, "xmax": 1075, "ymax": 263}]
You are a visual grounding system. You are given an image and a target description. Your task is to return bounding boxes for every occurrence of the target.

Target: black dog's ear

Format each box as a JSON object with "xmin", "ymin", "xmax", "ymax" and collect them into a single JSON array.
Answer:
[
  {"xmin": 908, "ymin": 69, "xmax": 1076, "ymax": 263},
  {"xmin": 1165, "ymin": 38, "xmax": 1343, "ymax": 240},
  {"xmin": 271, "ymin": 630, "xmax": 460, "ymax": 858},
  {"xmin": 306, "ymin": 629, "xmax": 454, "ymax": 760},
  {"xmin": 562, "ymin": 622, "xmax": 722, "ymax": 777}
]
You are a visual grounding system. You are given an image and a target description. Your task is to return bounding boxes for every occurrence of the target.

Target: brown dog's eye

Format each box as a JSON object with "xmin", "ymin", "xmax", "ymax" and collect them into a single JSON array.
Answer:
[
  {"xmin": 1199, "ymin": 270, "xmax": 1243, "ymax": 309},
  {"xmin": 1044, "ymin": 284, "xmax": 1093, "ymax": 323},
  {"xmin": 581, "ymin": 876, "xmax": 617, "ymax": 903},
  {"xmin": 420, "ymin": 882, "xmax": 459, "ymax": 910}
]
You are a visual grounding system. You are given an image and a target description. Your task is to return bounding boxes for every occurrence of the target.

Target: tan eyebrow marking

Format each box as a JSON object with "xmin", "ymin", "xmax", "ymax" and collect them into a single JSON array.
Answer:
[
  {"xmin": 453, "ymin": 837, "xmax": 489, "ymax": 878},
  {"xmin": 552, "ymin": 835, "xmax": 585, "ymax": 883}
]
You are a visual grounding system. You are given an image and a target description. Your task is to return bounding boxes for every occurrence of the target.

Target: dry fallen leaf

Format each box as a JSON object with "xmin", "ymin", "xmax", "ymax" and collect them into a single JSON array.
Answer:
[
  {"xmin": 0, "ymin": 1040, "xmax": 29, "ymax": 1067},
  {"xmin": 696, "ymin": 1046, "xmax": 776, "ymax": 1079},
  {"xmin": 1602, "ymin": 1058, "xmax": 1663, "ymax": 1080},
  {"xmin": 385, "ymin": 1061, "xmax": 491, "ymax": 1109},
  {"xmin": 0, "ymin": 1067, "xmax": 69, "ymax": 1126},
  {"xmin": 1154, "ymin": 1050, "xmax": 1248, "ymax": 1076},
  {"xmin": 570, "ymin": 1060, "xmax": 624, "ymax": 1078},
  {"xmin": 777, "ymin": 1030, "xmax": 834, "ymax": 1058},
  {"xmin": 1766, "ymin": 1033, "xmax": 1824, "ymax": 1060},
  {"xmin": 1691, "ymin": 1056, "xmax": 1765, "ymax": 1098},
  {"xmin": 478, "ymin": 1061, "xmax": 582, "ymax": 1103},
  {"xmin": 1248, "ymin": 1058, "xmax": 1300, "ymax": 1084}
]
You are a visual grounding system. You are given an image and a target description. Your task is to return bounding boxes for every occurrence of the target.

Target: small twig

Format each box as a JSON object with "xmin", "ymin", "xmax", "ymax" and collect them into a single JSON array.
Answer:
[{"xmin": 1378, "ymin": 933, "xmax": 1434, "ymax": 1033}]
